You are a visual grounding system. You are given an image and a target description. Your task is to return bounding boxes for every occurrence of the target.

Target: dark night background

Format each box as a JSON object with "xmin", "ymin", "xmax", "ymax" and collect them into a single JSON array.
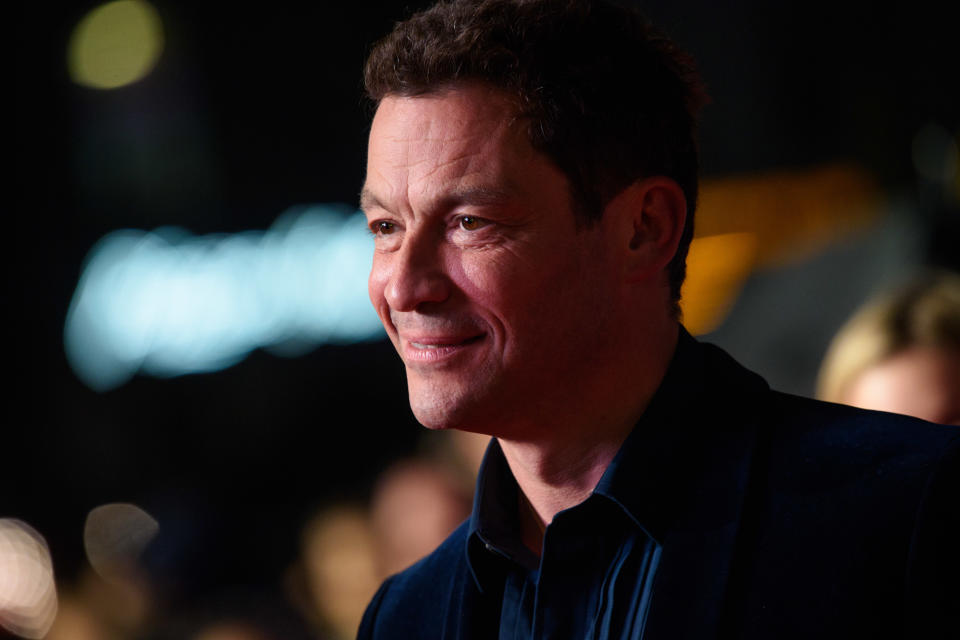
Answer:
[{"xmin": 9, "ymin": 0, "xmax": 960, "ymax": 622}]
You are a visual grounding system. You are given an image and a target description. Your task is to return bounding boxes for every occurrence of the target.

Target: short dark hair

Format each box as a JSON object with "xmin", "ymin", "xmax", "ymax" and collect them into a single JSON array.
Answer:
[{"xmin": 364, "ymin": 0, "xmax": 707, "ymax": 305}]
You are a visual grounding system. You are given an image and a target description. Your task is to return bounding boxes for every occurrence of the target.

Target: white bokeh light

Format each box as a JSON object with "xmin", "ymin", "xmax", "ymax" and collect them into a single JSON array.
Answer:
[{"xmin": 65, "ymin": 205, "xmax": 383, "ymax": 391}]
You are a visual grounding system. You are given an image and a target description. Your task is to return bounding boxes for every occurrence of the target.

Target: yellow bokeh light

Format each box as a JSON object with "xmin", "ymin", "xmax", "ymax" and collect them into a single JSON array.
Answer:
[
  {"xmin": 680, "ymin": 163, "xmax": 882, "ymax": 334},
  {"xmin": 68, "ymin": 0, "xmax": 164, "ymax": 89},
  {"xmin": 696, "ymin": 164, "xmax": 879, "ymax": 269},
  {"xmin": 680, "ymin": 232, "xmax": 758, "ymax": 336}
]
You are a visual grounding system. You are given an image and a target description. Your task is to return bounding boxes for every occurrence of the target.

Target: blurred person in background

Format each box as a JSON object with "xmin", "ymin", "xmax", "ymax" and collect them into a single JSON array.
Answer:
[
  {"xmin": 370, "ymin": 453, "xmax": 474, "ymax": 578},
  {"xmin": 290, "ymin": 432, "xmax": 481, "ymax": 639},
  {"xmin": 818, "ymin": 271, "xmax": 960, "ymax": 425},
  {"xmin": 293, "ymin": 504, "xmax": 380, "ymax": 640},
  {"xmin": 356, "ymin": 0, "xmax": 959, "ymax": 638}
]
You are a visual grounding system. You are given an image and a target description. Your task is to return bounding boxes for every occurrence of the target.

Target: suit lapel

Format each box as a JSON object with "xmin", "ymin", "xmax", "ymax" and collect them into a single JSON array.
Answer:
[
  {"xmin": 643, "ymin": 413, "xmax": 761, "ymax": 639},
  {"xmin": 611, "ymin": 334, "xmax": 768, "ymax": 639}
]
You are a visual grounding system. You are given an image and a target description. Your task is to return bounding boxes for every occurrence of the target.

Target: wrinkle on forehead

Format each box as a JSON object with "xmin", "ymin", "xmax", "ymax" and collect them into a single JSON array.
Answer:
[
  {"xmin": 373, "ymin": 120, "xmax": 514, "ymax": 169},
  {"xmin": 373, "ymin": 87, "xmax": 521, "ymax": 147},
  {"xmin": 365, "ymin": 89, "xmax": 530, "ymax": 213}
]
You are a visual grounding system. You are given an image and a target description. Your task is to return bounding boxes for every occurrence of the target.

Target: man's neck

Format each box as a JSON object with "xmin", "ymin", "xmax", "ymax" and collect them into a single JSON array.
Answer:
[
  {"xmin": 501, "ymin": 432, "xmax": 629, "ymax": 555},
  {"xmin": 497, "ymin": 321, "xmax": 680, "ymax": 556}
]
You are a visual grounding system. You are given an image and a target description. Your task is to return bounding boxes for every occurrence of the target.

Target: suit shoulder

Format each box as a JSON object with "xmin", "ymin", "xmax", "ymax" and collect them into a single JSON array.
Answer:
[
  {"xmin": 765, "ymin": 391, "xmax": 958, "ymax": 453},
  {"xmin": 758, "ymin": 390, "xmax": 958, "ymax": 495},
  {"xmin": 699, "ymin": 337, "xmax": 959, "ymax": 459}
]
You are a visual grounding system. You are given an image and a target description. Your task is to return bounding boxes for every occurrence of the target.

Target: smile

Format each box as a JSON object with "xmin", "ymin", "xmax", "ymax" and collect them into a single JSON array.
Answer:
[{"xmin": 401, "ymin": 334, "xmax": 486, "ymax": 363}]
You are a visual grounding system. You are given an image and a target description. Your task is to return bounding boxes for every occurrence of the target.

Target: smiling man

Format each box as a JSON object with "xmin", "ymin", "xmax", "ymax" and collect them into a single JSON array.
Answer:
[
  {"xmin": 361, "ymin": 84, "xmax": 678, "ymax": 471},
  {"xmin": 356, "ymin": 1, "xmax": 958, "ymax": 639}
]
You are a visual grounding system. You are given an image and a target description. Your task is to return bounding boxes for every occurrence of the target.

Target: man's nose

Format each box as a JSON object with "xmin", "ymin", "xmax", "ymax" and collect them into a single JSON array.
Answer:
[{"xmin": 384, "ymin": 230, "xmax": 451, "ymax": 311}]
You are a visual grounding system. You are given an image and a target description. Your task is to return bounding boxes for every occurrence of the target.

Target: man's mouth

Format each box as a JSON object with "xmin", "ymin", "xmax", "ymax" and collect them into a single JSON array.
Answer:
[
  {"xmin": 401, "ymin": 333, "xmax": 486, "ymax": 363},
  {"xmin": 409, "ymin": 335, "xmax": 484, "ymax": 349}
]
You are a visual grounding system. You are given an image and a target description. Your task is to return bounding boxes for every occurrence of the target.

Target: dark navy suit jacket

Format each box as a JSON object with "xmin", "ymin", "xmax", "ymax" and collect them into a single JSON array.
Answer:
[{"xmin": 358, "ymin": 333, "xmax": 959, "ymax": 639}]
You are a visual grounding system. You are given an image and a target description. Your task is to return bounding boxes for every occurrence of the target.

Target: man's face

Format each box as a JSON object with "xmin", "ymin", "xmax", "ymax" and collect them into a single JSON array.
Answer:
[{"xmin": 362, "ymin": 83, "xmax": 618, "ymax": 434}]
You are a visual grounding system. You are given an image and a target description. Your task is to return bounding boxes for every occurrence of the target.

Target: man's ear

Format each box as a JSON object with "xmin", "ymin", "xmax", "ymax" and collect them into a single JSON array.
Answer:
[{"xmin": 605, "ymin": 177, "xmax": 687, "ymax": 283}]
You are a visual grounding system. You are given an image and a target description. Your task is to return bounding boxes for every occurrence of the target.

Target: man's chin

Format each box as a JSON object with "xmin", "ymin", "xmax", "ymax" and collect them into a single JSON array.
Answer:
[
  {"xmin": 409, "ymin": 400, "xmax": 466, "ymax": 431},
  {"xmin": 405, "ymin": 365, "xmax": 503, "ymax": 433},
  {"xmin": 407, "ymin": 388, "xmax": 487, "ymax": 433}
]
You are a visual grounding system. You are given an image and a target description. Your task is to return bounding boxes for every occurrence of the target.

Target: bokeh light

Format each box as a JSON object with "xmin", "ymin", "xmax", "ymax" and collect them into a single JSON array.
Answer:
[
  {"xmin": 68, "ymin": 0, "xmax": 164, "ymax": 90},
  {"xmin": 84, "ymin": 504, "xmax": 159, "ymax": 583},
  {"xmin": 681, "ymin": 232, "xmax": 758, "ymax": 335},
  {"xmin": 0, "ymin": 519, "xmax": 58, "ymax": 639},
  {"xmin": 64, "ymin": 206, "xmax": 382, "ymax": 391},
  {"xmin": 682, "ymin": 164, "xmax": 881, "ymax": 333},
  {"xmin": 300, "ymin": 505, "xmax": 380, "ymax": 640},
  {"xmin": 696, "ymin": 164, "xmax": 879, "ymax": 269}
]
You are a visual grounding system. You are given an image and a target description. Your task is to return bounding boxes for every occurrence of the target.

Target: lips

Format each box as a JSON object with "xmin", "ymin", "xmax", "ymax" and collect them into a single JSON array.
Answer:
[
  {"xmin": 409, "ymin": 335, "xmax": 483, "ymax": 349},
  {"xmin": 400, "ymin": 333, "xmax": 486, "ymax": 364}
]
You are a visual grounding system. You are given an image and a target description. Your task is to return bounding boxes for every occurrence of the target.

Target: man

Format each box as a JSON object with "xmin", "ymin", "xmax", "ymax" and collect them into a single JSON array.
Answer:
[{"xmin": 356, "ymin": 1, "xmax": 958, "ymax": 638}]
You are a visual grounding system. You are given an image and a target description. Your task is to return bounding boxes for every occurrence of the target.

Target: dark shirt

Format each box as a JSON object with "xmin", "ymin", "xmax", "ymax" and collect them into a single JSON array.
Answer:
[
  {"xmin": 469, "ymin": 440, "xmax": 661, "ymax": 639},
  {"xmin": 464, "ymin": 329, "xmax": 705, "ymax": 639}
]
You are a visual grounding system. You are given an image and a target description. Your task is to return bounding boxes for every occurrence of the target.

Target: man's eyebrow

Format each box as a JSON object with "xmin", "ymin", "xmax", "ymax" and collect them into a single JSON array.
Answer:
[
  {"xmin": 358, "ymin": 187, "xmax": 383, "ymax": 213},
  {"xmin": 359, "ymin": 185, "xmax": 512, "ymax": 214},
  {"xmin": 443, "ymin": 186, "xmax": 512, "ymax": 207}
]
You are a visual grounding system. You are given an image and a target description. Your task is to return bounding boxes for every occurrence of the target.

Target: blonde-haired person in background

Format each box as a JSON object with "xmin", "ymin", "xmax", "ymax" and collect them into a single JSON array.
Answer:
[{"xmin": 818, "ymin": 271, "xmax": 960, "ymax": 425}]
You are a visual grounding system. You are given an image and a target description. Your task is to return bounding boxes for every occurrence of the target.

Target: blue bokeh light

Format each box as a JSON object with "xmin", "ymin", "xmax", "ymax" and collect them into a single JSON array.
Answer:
[{"xmin": 64, "ymin": 205, "xmax": 383, "ymax": 391}]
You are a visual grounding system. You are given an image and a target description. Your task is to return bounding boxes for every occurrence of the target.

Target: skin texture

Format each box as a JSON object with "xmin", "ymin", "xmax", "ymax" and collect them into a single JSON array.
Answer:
[
  {"xmin": 842, "ymin": 346, "xmax": 960, "ymax": 425},
  {"xmin": 362, "ymin": 82, "xmax": 686, "ymax": 549}
]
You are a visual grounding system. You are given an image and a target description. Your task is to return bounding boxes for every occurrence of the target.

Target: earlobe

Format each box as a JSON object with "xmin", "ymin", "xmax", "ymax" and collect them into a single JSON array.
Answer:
[{"xmin": 613, "ymin": 177, "xmax": 687, "ymax": 282}]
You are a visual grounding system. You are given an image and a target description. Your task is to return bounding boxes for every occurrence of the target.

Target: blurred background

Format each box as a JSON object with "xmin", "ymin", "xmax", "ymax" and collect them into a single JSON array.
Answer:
[{"xmin": 7, "ymin": 0, "xmax": 959, "ymax": 638}]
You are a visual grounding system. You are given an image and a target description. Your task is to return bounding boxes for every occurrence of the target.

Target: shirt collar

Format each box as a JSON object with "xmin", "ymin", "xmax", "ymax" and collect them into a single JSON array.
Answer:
[
  {"xmin": 466, "ymin": 438, "xmax": 540, "ymax": 590},
  {"xmin": 464, "ymin": 327, "xmax": 766, "ymax": 592},
  {"xmin": 591, "ymin": 326, "xmax": 705, "ymax": 543}
]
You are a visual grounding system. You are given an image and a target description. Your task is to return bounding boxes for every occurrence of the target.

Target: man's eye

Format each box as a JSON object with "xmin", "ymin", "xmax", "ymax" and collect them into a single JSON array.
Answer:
[
  {"xmin": 375, "ymin": 221, "xmax": 396, "ymax": 235},
  {"xmin": 459, "ymin": 216, "xmax": 485, "ymax": 231}
]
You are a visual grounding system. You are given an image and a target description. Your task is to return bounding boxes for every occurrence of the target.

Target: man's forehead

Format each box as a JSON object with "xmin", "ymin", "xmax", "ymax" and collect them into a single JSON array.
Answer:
[
  {"xmin": 363, "ymin": 86, "xmax": 536, "ymax": 210},
  {"xmin": 370, "ymin": 84, "xmax": 523, "ymax": 150}
]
